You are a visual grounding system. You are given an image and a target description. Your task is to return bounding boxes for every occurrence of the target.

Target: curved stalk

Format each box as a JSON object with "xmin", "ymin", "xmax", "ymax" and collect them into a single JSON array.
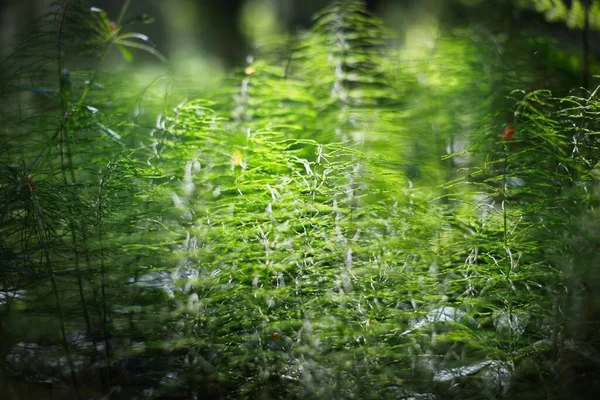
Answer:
[{"xmin": 56, "ymin": 0, "xmax": 99, "ymax": 370}]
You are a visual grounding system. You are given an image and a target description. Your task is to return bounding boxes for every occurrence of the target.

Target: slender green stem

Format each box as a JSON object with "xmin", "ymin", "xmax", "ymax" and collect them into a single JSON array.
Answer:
[
  {"xmin": 116, "ymin": 0, "xmax": 131, "ymax": 27},
  {"xmin": 582, "ymin": 0, "xmax": 591, "ymax": 90},
  {"xmin": 29, "ymin": 0, "xmax": 127, "ymax": 172},
  {"xmin": 55, "ymin": 1, "xmax": 99, "ymax": 370},
  {"xmin": 502, "ymin": 147, "xmax": 514, "ymax": 356},
  {"xmin": 96, "ymin": 168, "xmax": 113, "ymax": 377},
  {"xmin": 31, "ymin": 195, "xmax": 81, "ymax": 398},
  {"xmin": 76, "ymin": 0, "xmax": 131, "ymax": 108}
]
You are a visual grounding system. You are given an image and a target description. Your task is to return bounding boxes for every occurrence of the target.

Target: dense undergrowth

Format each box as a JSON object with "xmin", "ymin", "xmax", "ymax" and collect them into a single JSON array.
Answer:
[{"xmin": 1, "ymin": 1, "xmax": 600, "ymax": 399}]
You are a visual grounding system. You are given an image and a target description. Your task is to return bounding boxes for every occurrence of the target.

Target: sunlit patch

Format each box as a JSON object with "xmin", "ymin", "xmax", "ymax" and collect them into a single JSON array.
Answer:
[
  {"xmin": 183, "ymin": 161, "xmax": 195, "ymax": 196},
  {"xmin": 244, "ymin": 66, "xmax": 256, "ymax": 75},
  {"xmin": 231, "ymin": 150, "xmax": 246, "ymax": 170},
  {"xmin": 192, "ymin": 158, "xmax": 201, "ymax": 172},
  {"xmin": 171, "ymin": 193, "xmax": 185, "ymax": 210}
]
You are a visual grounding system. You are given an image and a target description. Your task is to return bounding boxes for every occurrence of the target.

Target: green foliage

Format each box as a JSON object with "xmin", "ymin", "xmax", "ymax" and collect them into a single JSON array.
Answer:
[
  {"xmin": 1, "ymin": 0, "xmax": 600, "ymax": 399},
  {"xmin": 516, "ymin": 0, "xmax": 600, "ymax": 29}
]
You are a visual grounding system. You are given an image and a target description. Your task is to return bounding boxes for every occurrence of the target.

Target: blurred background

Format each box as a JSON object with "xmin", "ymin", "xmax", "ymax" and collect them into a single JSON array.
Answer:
[{"xmin": 1, "ymin": 0, "xmax": 598, "ymax": 86}]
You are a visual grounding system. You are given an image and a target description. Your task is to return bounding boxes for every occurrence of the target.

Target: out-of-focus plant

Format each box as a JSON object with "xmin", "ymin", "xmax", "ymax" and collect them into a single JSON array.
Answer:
[
  {"xmin": 515, "ymin": 0, "xmax": 600, "ymax": 29},
  {"xmin": 0, "ymin": 0, "xmax": 168, "ymax": 396}
]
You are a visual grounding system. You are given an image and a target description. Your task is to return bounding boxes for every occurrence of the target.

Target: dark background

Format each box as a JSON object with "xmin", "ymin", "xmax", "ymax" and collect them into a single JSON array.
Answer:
[
  {"xmin": 1, "ymin": 0, "xmax": 597, "ymax": 70},
  {"xmin": 1, "ymin": 0, "xmax": 380, "ymax": 66}
]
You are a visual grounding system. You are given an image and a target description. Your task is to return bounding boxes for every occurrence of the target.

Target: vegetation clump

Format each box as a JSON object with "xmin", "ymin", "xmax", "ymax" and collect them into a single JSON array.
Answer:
[{"xmin": 1, "ymin": 0, "xmax": 600, "ymax": 399}]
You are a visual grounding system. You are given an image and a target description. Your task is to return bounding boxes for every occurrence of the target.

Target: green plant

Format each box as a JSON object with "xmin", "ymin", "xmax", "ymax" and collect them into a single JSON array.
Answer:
[{"xmin": 1, "ymin": 1, "xmax": 600, "ymax": 399}]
